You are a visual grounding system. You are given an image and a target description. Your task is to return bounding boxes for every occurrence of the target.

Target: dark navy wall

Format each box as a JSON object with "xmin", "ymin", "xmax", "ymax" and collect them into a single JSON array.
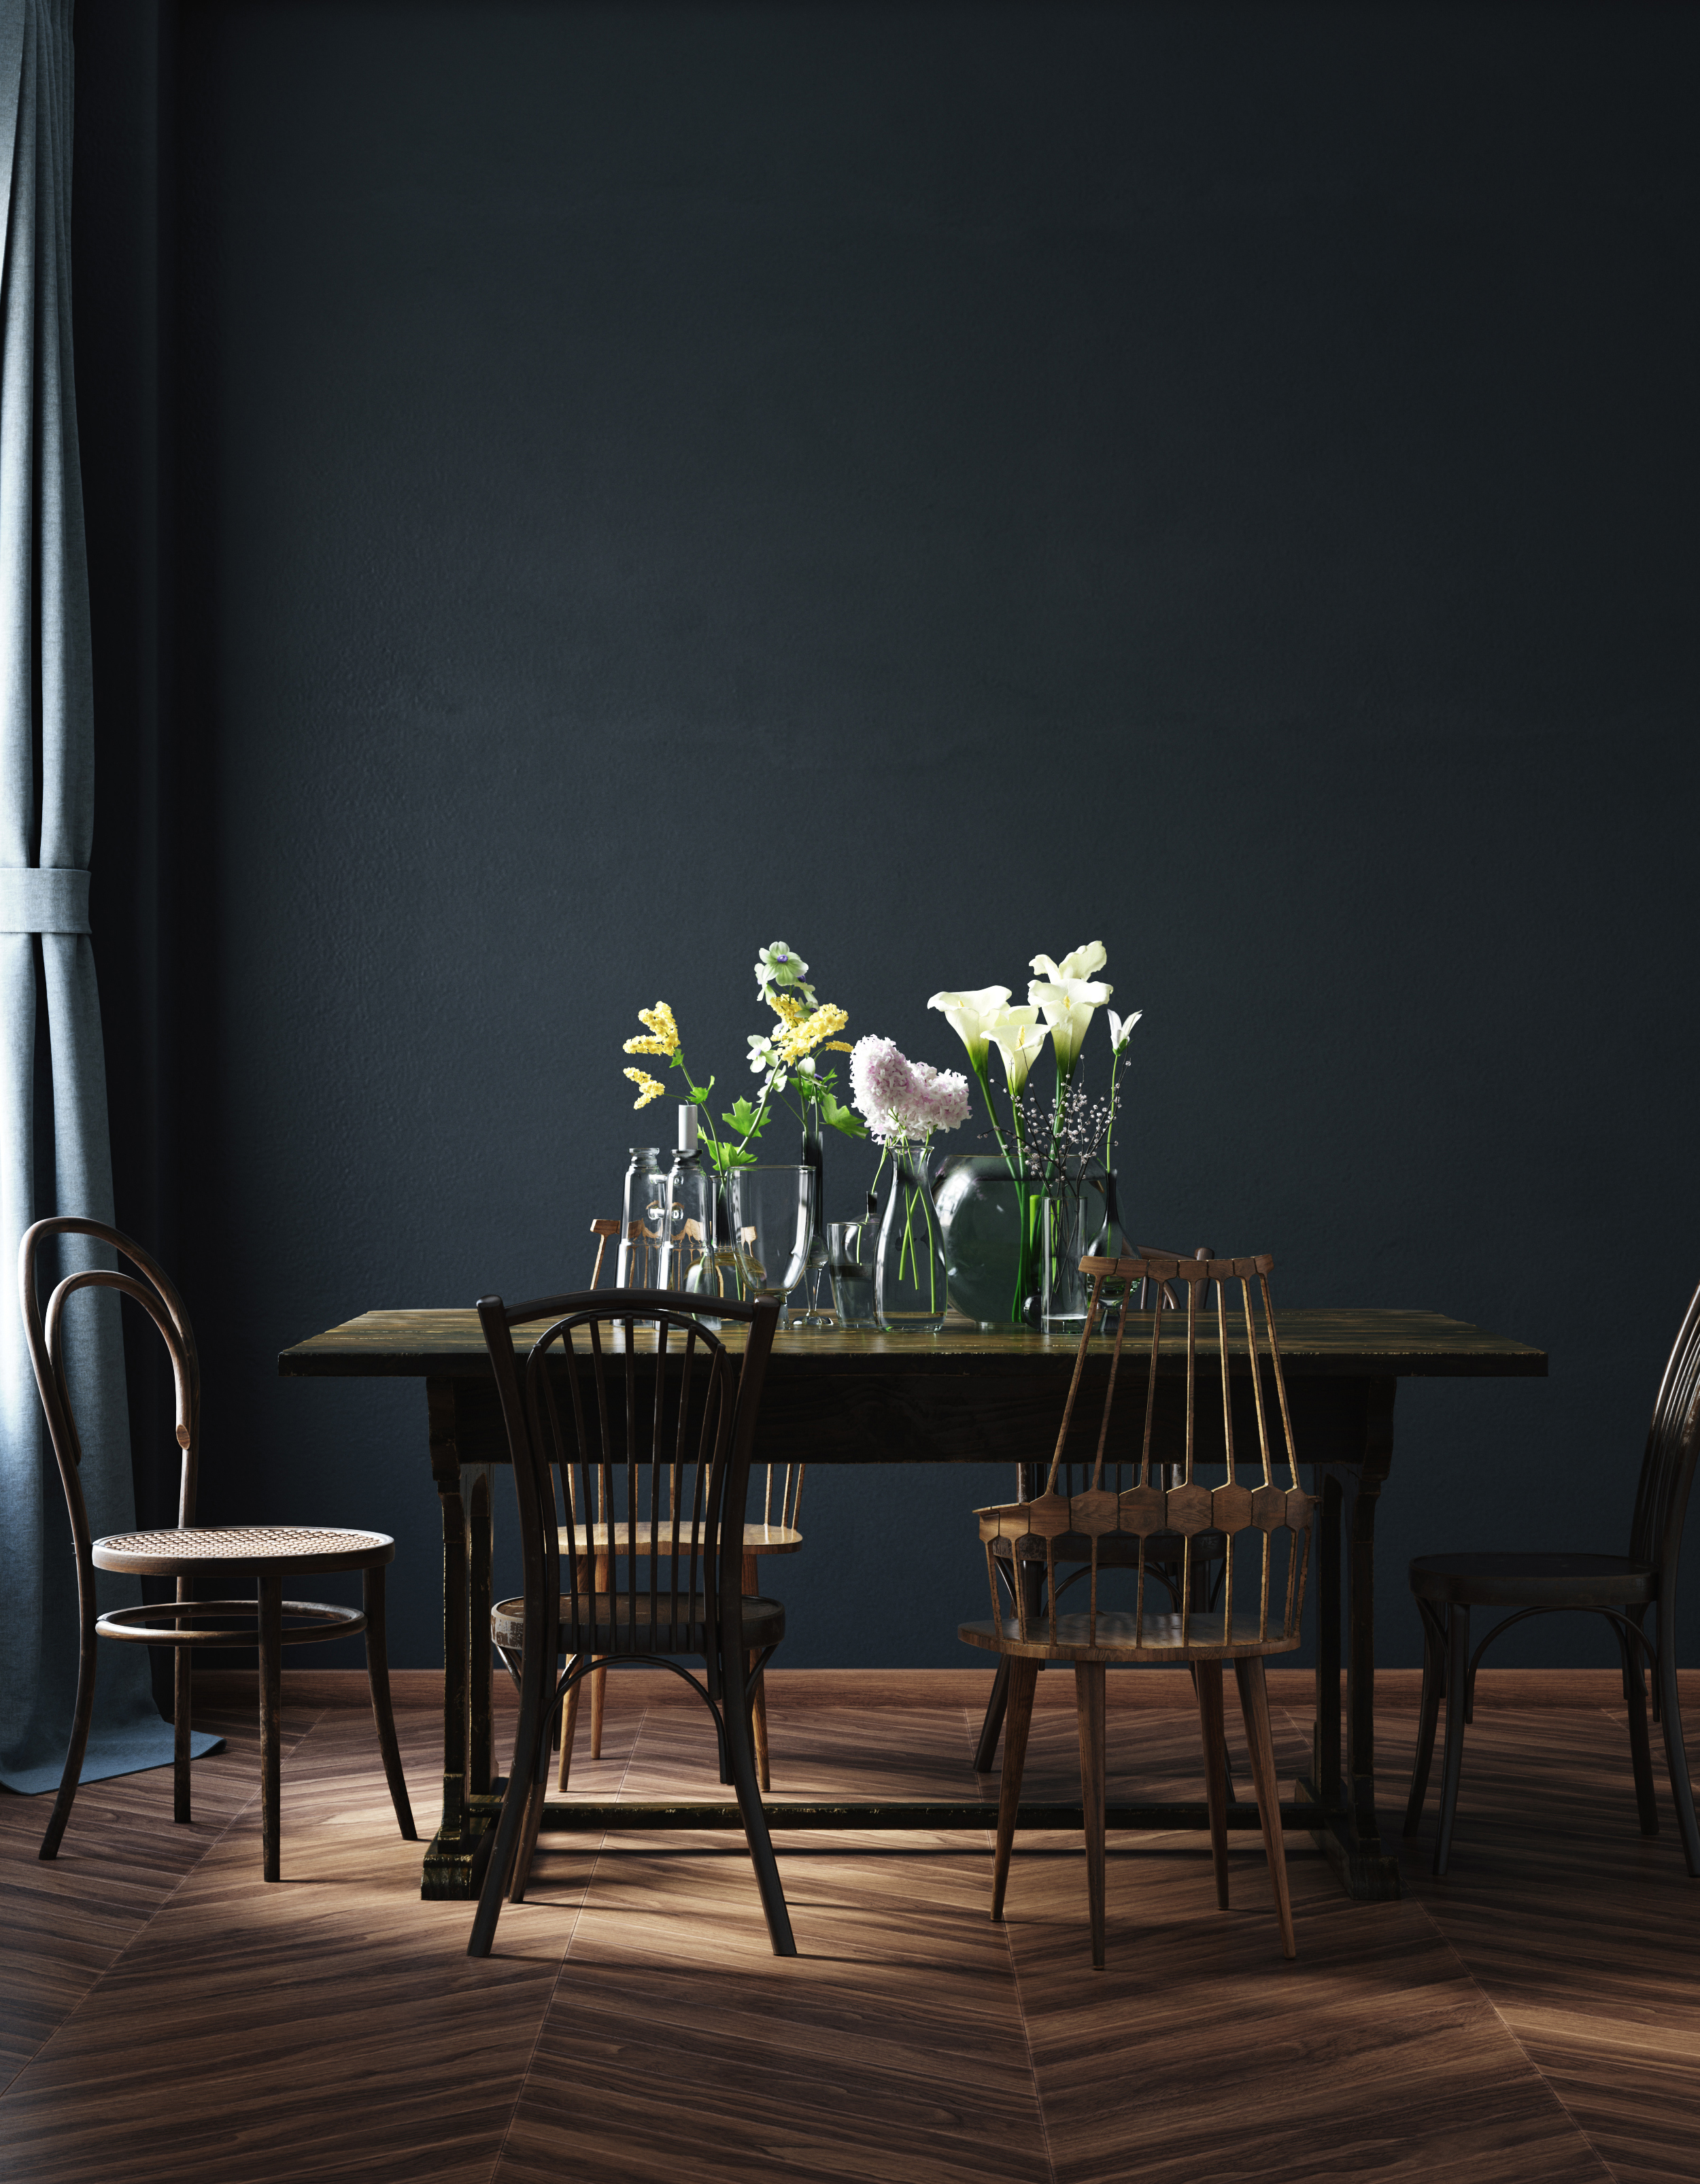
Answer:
[{"xmin": 75, "ymin": 0, "xmax": 1700, "ymax": 1670}]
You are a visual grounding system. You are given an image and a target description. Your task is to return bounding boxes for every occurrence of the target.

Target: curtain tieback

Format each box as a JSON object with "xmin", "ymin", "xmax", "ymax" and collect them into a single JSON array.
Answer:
[{"xmin": 0, "ymin": 868, "xmax": 90, "ymax": 933}]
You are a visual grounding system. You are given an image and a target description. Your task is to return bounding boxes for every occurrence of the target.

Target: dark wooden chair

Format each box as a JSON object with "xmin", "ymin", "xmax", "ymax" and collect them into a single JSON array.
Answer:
[
  {"xmin": 971, "ymin": 1244, "xmax": 1223, "ymax": 1774},
  {"xmin": 18, "ymin": 1216, "xmax": 415, "ymax": 1879},
  {"xmin": 1404, "ymin": 1275, "xmax": 1700, "ymax": 1877},
  {"xmin": 960, "ymin": 1252, "xmax": 1314, "ymax": 1968},
  {"xmin": 556, "ymin": 1219, "xmax": 804, "ymax": 1791},
  {"xmin": 469, "ymin": 1286, "xmax": 795, "ymax": 1958}
]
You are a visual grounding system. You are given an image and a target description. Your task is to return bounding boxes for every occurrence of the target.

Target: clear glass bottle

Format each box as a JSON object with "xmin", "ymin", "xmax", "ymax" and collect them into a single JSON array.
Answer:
[
  {"xmin": 615, "ymin": 1146, "xmax": 667, "ymax": 1288},
  {"xmin": 659, "ymin": 1108, "xmax": 714, "ymax": 1299}
]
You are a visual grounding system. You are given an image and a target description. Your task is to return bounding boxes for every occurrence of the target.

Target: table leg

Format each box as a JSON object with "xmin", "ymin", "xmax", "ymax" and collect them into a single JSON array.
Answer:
[
  {"xmin": 1299, "ymin": 1378, "xmax": 1400, "ymax": 1900},
  {"xmin": 469, "ymin": 1466, "xmax": 493, "ymax": 1798},
  {"xmin": 425, "ymin": 1379, "xmax": 477, "ymax": 1898}
]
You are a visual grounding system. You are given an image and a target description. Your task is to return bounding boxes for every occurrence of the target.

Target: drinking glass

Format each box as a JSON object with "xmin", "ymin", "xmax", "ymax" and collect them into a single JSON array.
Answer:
[
  {"xmin": 724, "ymin": 1166, "xmax": 816, "ymax": 1328},
  {"xmin": 826, "ymin": 1218, "xmax": 877, "ymax": 1329}
]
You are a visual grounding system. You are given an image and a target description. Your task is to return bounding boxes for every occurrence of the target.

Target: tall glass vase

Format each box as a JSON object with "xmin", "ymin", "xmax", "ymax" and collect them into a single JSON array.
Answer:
[
  {"xmin": 1040, "ymin": 1165, "xmax": 1121, "ymax": 1335},
  {"xmin": 796, "ymin": 1106, "xmax": 831, "ymax": 1326},
  {"xmin": 874, "ymin": 1150, "xmax": 947, "ymax": 1333}
]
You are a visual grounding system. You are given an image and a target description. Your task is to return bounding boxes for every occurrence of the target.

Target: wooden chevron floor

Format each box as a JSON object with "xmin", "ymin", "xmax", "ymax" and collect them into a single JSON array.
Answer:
[{"xmin": 3, "ymin": 1668, "xmax": 1698, "ymax": 2184}]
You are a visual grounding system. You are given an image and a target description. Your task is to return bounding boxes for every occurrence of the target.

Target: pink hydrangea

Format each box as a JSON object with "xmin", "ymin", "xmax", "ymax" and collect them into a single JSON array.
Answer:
[{"xmin": 849, "ymin": 1036, "xmax": 970, "ymax": 1146}]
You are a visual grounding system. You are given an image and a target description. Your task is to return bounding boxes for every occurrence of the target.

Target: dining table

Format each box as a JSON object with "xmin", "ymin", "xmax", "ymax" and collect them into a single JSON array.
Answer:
[{"xmin": 278, "ymin": 1306, "xmax": 1546, "ymax": 1903}]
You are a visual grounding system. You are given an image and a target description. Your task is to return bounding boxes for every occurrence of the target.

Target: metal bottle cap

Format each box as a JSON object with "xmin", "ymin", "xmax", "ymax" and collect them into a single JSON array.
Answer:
[{"xmin": 677, "ymin": 1105, "xmax": 699, "ymax": 1157}]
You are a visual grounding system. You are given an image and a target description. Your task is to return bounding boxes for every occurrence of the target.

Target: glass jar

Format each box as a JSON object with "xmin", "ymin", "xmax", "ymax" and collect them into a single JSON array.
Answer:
[{"xmin": 615, "ymin": 1146, "xmax": 667, "ymax": 1288}]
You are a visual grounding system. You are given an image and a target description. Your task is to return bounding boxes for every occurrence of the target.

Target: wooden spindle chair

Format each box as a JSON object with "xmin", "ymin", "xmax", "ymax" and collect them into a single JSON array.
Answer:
[
  {"xmin": 960, "ymin": 1252, "xmax": 1314, "ymax": 1968},
  {"xmin": 469, "ymin": 1289, "xmax": 794, "ymax": 1958},
  {"xmin": 971, "ymin": 1244, "xmax": 1225, "ymax": 1773},
  {"xmin": 18, "ymin": 1217, "xmax": 415, "ymax": 1879},
  {"xmin": 1404, "ymin": 1272, "xmax": 1700, "ymax": 1877},
  {"xmin": 556, "ymin": 1218, "xmax": 804, "ymax": 1790}
]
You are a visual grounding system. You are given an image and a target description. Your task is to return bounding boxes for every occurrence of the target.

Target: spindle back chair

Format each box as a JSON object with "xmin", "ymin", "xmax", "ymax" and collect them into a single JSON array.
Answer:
[
  {"xmin": 18, "ymin": 1216, "xmax": 414, "ymax": 1879},
  {"xmin": 471, "ymin": 1289, "xmax": 793, "ymax": 1958},
  {"xmin": 560, "ymin": 1218, "xmax": 804, "ymax": 1789},
  {"xmin": 961, "ymin": 1251, "xmax": 1314, "ymax": 1967},
  {"xmin": 1405, "ymin": 1271, "xmax": 1700, "ymax": 1876},
  {"xmin": 970, "ymin": 1244, "xmax": 1224, "ymax": 1773}
]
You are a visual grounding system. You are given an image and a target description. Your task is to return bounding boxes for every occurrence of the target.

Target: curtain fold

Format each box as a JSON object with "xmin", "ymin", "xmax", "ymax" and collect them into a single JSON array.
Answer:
[{"xmin": 0, "ymin": 0, "xmax": 210, "ymax": 1792}]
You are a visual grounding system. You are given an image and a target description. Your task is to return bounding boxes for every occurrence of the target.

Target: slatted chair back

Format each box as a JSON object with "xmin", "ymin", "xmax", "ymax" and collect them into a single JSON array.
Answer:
[
  {"xmin": 477, "ymin": 1290, "xmax": 779, "ymax": 1703},
  {"xmin": 1629, "ymin": 1275, "xmax": 1700, "ymax": 1586},
  {"xmin": 20, "ymin": 1216, "xmax": 203, "ymax": 1559},
  {"xmin": 979, "ymin": 1253, "xmax": 1314, "ymax": 1652},
  {"xmin": 586, "ymin": 1216, "xmax": 804, "ymax": 1539}
]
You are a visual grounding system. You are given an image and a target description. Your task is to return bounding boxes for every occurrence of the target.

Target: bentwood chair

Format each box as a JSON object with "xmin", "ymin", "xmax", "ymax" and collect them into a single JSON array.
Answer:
[
  {"xmin": 1404, "ymin": 1273, "xmax": 1700, "ymax": 1878},
  {"xmin": 469, "ymin": 1287, "xmax": 794, "ymax": 1958},
  {"xmin": 961, "ymin": 1252, "xmax": 1314, "ymax": 1968},
  {"xmin": 559, "ymin": 1218, "xmax": 804, "ymax": 1790},
  {"xmin": 971, "ymin": 1245, "xmax": 1223, "ymax": 1774},
  {"xmin": 19, "ymin": 1216, "xmax": 415, "ymax": 1879}
]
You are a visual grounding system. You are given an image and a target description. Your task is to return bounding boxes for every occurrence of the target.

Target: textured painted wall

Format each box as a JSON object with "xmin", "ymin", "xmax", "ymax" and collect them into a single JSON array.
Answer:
[{"xmin": 76, "ymin": 0, "xmax": 1700, "ymax": 1670}]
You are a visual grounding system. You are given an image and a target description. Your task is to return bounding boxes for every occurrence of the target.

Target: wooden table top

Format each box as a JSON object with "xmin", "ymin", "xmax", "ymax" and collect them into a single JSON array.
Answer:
[{"xmin": 278, "ymin": 1306, "xmax": 1548, "ymax": 1382}]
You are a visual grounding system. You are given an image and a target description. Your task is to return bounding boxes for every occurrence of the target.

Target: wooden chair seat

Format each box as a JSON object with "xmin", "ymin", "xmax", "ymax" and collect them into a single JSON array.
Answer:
[
  {"xmin": 558, "ymin": 1522, "xmax": 804, "ymax": 1558},
  {"xmin": 1408, "ymin": 1552, "xmax": 1656, "ymax": 1609},
  {"xmin": 961, "ymin": 1609, "xmax": 1310, "ymax": 1664},
  {"xmin": 493, "ymin": 1591, "xmax": 785, "ymax": 1654},
  {"xmin": 20, "ymin": 1218, "xmax": 415, "ymax": 1882}
]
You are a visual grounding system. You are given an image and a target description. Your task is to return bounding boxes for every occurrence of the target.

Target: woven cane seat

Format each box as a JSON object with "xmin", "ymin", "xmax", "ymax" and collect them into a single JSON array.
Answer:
[
  {"xmin": 559, "ymin": 1520, "xmax": 804, "ymax": 1556},
  {"xmin": 91, "ymin": 1524, "xmax": 395, "ymax": 1577}
]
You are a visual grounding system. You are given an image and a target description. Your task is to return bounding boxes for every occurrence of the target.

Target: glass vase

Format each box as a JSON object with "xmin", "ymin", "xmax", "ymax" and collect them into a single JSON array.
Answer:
[
  {"xmin": 935, "ymin": 1153, "xmax": 1039, "ymax": 1329},
  {"xmin": 874, "ymin": 1152, "xmax": 947, "ymax": 1333},
  {"xmin": 1040, "ymin": 1165, "xmax": 1121, "ymax": 1335}
]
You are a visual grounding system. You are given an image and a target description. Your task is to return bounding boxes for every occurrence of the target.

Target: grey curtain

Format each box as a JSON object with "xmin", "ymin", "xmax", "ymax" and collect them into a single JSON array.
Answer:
[{"xmin": 0, "ymin": 0, "xmax": 204, "ymax": 1791}]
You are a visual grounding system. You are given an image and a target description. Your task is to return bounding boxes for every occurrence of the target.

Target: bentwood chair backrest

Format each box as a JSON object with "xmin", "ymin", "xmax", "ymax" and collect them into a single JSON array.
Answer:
[
  {"xmin": 20, "ymin": 1216, "xmax": 203, "ymax": 1558},
  {"xmin": 476, "ymin": 1289, "xmax": 779, "ymax": 1697},
  {"xmin": 1628, "ymin": 1276, "xmax": 1700, "ymax": 1588},
  {"xmin": 979, "ymin": 1253, "xmax": 1313, "ymax": 1652}
]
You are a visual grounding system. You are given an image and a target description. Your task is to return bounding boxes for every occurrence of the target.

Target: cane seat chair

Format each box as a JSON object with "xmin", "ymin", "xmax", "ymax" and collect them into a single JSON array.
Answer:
[
  {"xmin": 471, "ymin": 1287, "xmax": 794, "ymax": 1957},
  {"xmin": 971, "ymin": 1246, "xmax": 1228, "ymax": 1774},
  {"xmin": 556, "ymin": 1218, "xmax": 804, "ymax": 1791},
  {"xmin": 18, "ymin": 1217, "xmax": 415, "ymax": 1880},
  {"xmin": 961, "ymin": 1252, "xmax": 1314, "ymax": 1968},
  {"xmin": 1404, "ymin": 1274, "xmax": 1700, "ymax": 1878}
]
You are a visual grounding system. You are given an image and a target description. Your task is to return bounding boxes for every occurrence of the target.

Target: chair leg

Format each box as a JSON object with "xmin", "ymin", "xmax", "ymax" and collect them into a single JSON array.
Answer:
[
  {"xmin": 1234, "ymin": 1656, "xmax": 1296, "ymax": 1960},
  {"xmin": 509, "ymin": 1760, "xmax": 551, "ymax": 1902},
  {"xmin": 468, "ymin": 1675, "xmax": 549, "ymax": 1957},
  {"xmin": 973, "ymin": 1654, "xmax": 1012, "ymax": 1774},
  {"xmin": 1654, "ymin": 1608, "xmax": 1700, "ymax": 1877},
  {"xmin": 362, "ymin": 1565, "xmax": 417, "ymax": 1840},
  {"xmin": 1195, "ymin": 1659, "xmax": 1231, "ymax": 1910},
  {"xmin": 721, "ymin": 1645, "xmax": 796, "ymax": 1956},
  {"xmin": 173, "ymin": 1628, "xmax": 192, "ymax": 1824},
  {"xmin": 556, "ymin": 1673, "xmax": 581, "ymax": 1792},
  {"xmin": 1616, "ymin": 1616, "xmax": 1659, "ymax": 1837},
  {"xmin": 590, "ymin": 1552, "xmax": 609, "ymax": 1758},
  {"xmin": 1404, "ymin": 1599, "xmax": 1446, "ymax": 1839},
  {"xmin": 39, "ymin": 1616, "xmax": 99, "ymax": 1862},
  {"xmin": 1075, "ymin": 1660, "xmax": 1107, "ymax": 1970},
  {"xmin": 991, "ymin": 1656, "xmax": 1039, "ymax": 1923},
  {"xmin": 1433, "ymin": 1604, "xmax": 1470, "ymax": 1877},
  {"xmin": 745, "ymin": 1551, "xmax": 771, "ymax": 1792},
  {"xmin": 259, "ymin": 1573, "xmax": 283, "ymax": 1883}
]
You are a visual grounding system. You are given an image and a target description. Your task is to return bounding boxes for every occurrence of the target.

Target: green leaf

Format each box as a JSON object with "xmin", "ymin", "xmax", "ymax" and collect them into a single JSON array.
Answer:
[
  {"xmin": 817, "ymin": 1091, "xmax": 868, "ymax": 1139},
  {"xmin": 706, "ymin": 1144, "xmax": 758, "ymax": 1172},
  {"xmin": 723, "ymin": 1096, "xmax": 764, "ymax": 1134}
]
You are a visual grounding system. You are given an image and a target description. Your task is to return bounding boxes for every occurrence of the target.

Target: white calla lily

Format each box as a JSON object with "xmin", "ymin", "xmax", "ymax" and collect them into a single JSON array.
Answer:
[
  {"xmin": 1106, "ymin": 1008, "xmax": 1142, "ymax": 1055},
  {"xmin": 1029, "ymin": 940, "xmax": 1108, "ymax": 987},
  {"xmin": 927, "ymin": 985, "xmax": 1013, "ymax": 1070},
  {"xmin": 1028, "ymin": 975, "xmax": 1113, "ymax": 1076},
  {"xmin": 987, "ymin": 1004, "xmax": 1047, "ymax": 1095}
]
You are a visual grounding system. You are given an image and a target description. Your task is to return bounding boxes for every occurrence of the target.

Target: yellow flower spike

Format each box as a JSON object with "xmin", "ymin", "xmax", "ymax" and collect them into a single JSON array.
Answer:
[
  {"xmin": 775, "ymin": 1001, "xmax": 851, "ymax": 1065},
  {"xmin": 770, "ymin": 993, "xmax": 806, "ymax": 1029},
  {"xmin": 623, "ymin": 1034, "xmax": 672, "ymax": 1055},
  {"xmin": 823, "ymin": 1040, "xmax": 853, "ymax": 1053},
  {"xmin": 623, "ymin": 1067, "xmax": 665, "ymax": 1108},
  {"xmin": 635, "ymin": 1002, "xmax": 680, "ymax": 1054}
]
